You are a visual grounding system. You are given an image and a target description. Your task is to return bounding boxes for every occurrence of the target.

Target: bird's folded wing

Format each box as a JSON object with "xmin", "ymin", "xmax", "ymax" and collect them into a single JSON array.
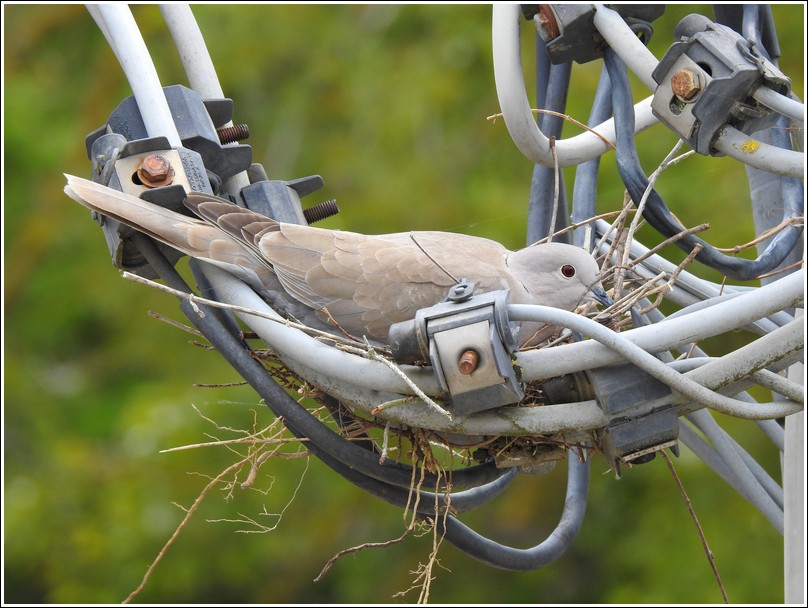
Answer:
[
  {"xmin": 68, "ymin": 178, "xmax": 521, "ymax": 342},
  {"xmin": 258, "ymin": 226, "xmax": 513, "ymax": 339}
]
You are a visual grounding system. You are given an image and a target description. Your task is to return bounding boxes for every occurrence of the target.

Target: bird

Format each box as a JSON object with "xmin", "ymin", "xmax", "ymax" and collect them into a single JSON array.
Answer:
[{"xmin": 64, "ymin": 174, "xmax": 612, "ymax": 346}]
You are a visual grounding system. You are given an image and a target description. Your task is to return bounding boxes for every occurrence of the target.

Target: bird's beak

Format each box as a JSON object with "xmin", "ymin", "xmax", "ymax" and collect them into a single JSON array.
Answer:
[{"xmin": 590, "ymin": 285, "xmax": 614, "ymax": 307}]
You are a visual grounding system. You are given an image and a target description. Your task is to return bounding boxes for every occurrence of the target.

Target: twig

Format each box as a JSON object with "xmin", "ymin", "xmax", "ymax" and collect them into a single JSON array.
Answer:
[
  {"xmin": 193, "ymin": 380, "xmax": 248, "ymax": 388},
  {"xmin": 159, "ymin": 433, "xmax": 304, "ymax": 454},
  {"xmin": 398, "ymin": 450, "xmax": 449, "ymax": 604},
  {"xmin": 379, "ymin": 422, "xmax": 391, "ymax": 464},
  {"xmin": 122, "ymin": 271, "xmax": 362, "ymax": 346},
  {"xmin": 339, "ymin": 341, "xmax": 452, "ymax": 420},
  {"xmin": 319, "ymin": 306, "xmax": 364, "ymax": 343},
  {"xmin": 667, "ymin": 243, "xmax": 703, "ymax": 286},
  {"xmin": 123, "ymin": 455, "xmax": 252, "ymax": 603},
  {"xmin": 209, "ymin": 455, "xmax": 310, "ymax": 533},
  {"xmin": 660, "ymin": 450, "xmax": 728, "ymax": 604},
  {"xmin": 313, "ymin": 527, "xmax": 415, "ymax": 583},
  {"xmin": 530, "ymin": 210, "xmax": 634, "ymax": 247},
  {"xmin": 606, "ymin": 270, "xmax": 666, "ymax": 313},
  {"xmin": 756, "ymin": 258, "xmax": 805, "ymax": 280},
  {"xmin": 597, "ymin": 191, "xmax": 633, "ymax": 284},
  {"xmin": 147, "ymin": 310, "xmax": 205, "ymax": 337},
  {"xmin": 611, "ymin": 195, "xmax": 634, "ymax": 300},
  {"xmin": 619, "ymin": 142, "xmax": 691, "ymax": 288},
  {"xmin": 487, "ymin": 108, "xmax": 617, "ymax": 151},
  {"xmin": 630, "ymin": 223, "xmax": 710, "ymax": 267},
  {"xmin": 714, "ymin": 216, "xmax": 804, "ymax": 254},
  {"xmin": 639, "ymin": 244, "xmax": 703, "ymax": 315}
]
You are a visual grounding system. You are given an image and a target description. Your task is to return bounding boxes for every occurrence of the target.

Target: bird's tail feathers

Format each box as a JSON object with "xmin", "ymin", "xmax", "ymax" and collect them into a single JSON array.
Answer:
[
  {"xmin": 64, "ymin": 174, "xmax": 277, "ymax": 290},
  {"xmin": 64, "ymin": 174, "xmax": 206, "ymax": 250}
]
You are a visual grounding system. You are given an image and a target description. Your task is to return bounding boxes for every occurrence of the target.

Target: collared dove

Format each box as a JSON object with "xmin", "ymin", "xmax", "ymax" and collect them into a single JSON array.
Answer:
[{"xmin": 64, "ymin": 174, "xmax": 612, "ymax": 345}]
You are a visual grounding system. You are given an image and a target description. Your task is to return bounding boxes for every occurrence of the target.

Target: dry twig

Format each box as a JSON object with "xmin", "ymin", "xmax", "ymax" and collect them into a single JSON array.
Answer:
[
  {"xmin": 313, "ymin": 527, "xmax": 415, "ymax": 583},
  {"xmin": 487, "ymin": 108, "xmax": 617, "ymax": 151},
  {"xmin": 660, "ymin": 450, "xmax": 728, "ymax": 603},
  {"xmin": 123, "ymin": 455, "xmax": 253, "ymax": 603}
]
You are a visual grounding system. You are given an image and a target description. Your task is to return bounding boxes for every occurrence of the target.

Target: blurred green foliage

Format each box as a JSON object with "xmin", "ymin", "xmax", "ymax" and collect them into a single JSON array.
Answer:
[{"xmin": 3, "ymin": 4, "xmax": 803, "ymax": 604}]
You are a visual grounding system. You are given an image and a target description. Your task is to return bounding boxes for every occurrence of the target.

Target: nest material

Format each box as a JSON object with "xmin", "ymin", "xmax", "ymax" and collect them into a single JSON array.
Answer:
[{"xmin": 193, "ymin": 193, "xmax": 718, "ymax": 473}]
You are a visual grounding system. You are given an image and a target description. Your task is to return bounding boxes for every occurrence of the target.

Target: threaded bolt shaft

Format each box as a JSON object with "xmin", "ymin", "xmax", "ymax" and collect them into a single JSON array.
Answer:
[
  {"xmin": 303, "ymin": 199, "xmax": 340, "ymax": 224},
  {"xmin": 217, "ymin": 124, "xmax": 250, "ymax": 144}
]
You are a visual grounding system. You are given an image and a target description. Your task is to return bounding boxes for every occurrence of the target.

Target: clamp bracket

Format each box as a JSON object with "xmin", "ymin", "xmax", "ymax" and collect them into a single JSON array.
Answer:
[{"xmin": 388, "ymin": 283, "xmax": 524, "ymax": 416}]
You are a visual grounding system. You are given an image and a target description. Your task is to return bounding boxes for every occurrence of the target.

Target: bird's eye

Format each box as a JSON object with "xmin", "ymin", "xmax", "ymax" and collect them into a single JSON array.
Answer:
[{"xmin": 560, "ymin": 264, "xmax": 576, "ymax": 278}]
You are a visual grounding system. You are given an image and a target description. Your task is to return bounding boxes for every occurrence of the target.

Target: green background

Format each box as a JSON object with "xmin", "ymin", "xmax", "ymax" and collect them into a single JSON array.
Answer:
[{"xmin": 3, "ymin": 4, "xmax": 804, "ymax": 604}]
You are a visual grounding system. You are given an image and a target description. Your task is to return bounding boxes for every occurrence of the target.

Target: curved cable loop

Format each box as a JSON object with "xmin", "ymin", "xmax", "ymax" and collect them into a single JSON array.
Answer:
[
  {"xmin": 668, "ymin": 359, "xmax": 804, "ymax": 415},
  {"xmin": 510, "ymin": 305, "xmax": 803, "ymax": 419},
  {"xmin": 516, "ymin": 270, "xmax": 803, "ymax": 379},
  {"xmin": 631, "ymin": 309, "xmax": 789, "ymax": 534},
  {"xmin": 491, "ymin": 4, "xmax": 659, "ymax": 168},
  {"xmin": 527, "ymin": 17, "xmax": 653, "ymax": 241},
  {"xmin": 643, "ymin": 326, "xmax": 789, "ymax": 443},
  {"xmin": 260, "ymin": 395, "xmax": 585, "ymax": 572},
  {"xmin": 438, "ymin": 450, "xmax": 590, "ymax": 571},
  {"xmin": 492, "ymin": 5, "xmax": 804, "ymax": 177},
  {"xmin": 642, "ymin": 306, "xmax": 791, "ymax": 452},
  {"xmin": 649, "ymin": 332, "xmax": 800, "ymax": 414},
  {"xmin": 604, "ymin": 48, "xmax": 804, "ymax": 280}
]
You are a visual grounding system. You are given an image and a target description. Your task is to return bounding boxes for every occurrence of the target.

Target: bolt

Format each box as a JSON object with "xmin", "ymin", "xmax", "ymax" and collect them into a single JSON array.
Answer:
[
  {"xmin": 594, "ymin": 312, "xmax": 618, "ymax": 331},
  {"xmin": 303, "ymin": 199, "xmax": 340, "ymax": 224},
  {"xmin": 670, "ymin": 68, "xmax": 704, "ymax": 102},
  {"xmin": 458, "ymin": 349, "xmax": 480, "ymax": 375},
  {"xmin": 217, "ymin": 123, "xmax": 250, "ymax": 145},
  {"xmin": 535, "ymin": 5, "xmax": 560, "ymax": 41},
  {"xmin": 137, "ymin": 154, "xmax": 175, "ymax": 188}
]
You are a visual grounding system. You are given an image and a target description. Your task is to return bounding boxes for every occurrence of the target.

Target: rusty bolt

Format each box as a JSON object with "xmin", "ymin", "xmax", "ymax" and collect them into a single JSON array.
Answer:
[
  {"xmin": 217, "ymin": 123, "xmax": 250, "ymax": 145},
  {"xmin": 535, "ymin": 5, "xmax": 560, "ymax": 41},
  {"xmin": 458, "ymin": 349, "xmax": 480, "ymax": 375},
  {"xmin": 594, "ymin": 312, "xmax": 619, "ymax": 331},
  {"xmin": 671, "ymin": 68, "xmax": 704, "ymax": 102},
  {"xmin": 303, "ymin": 198, "xmax": 340, "ymax": 224},
  {"xmin": 137, "ymin": 154, "xmax": 175, "ymax": 188}
]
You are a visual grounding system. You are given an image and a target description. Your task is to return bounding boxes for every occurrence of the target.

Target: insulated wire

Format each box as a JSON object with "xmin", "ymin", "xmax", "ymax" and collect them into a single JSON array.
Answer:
[{"xmin": 603, "ymin": 48, "xmax": 804, "ymax": 281}]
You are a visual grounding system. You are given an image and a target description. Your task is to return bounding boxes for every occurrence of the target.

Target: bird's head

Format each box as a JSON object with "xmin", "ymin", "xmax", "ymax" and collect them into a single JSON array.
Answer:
[{"xmin": 507, "ymin": 242, "xmax": 612, "ymax": 310}]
